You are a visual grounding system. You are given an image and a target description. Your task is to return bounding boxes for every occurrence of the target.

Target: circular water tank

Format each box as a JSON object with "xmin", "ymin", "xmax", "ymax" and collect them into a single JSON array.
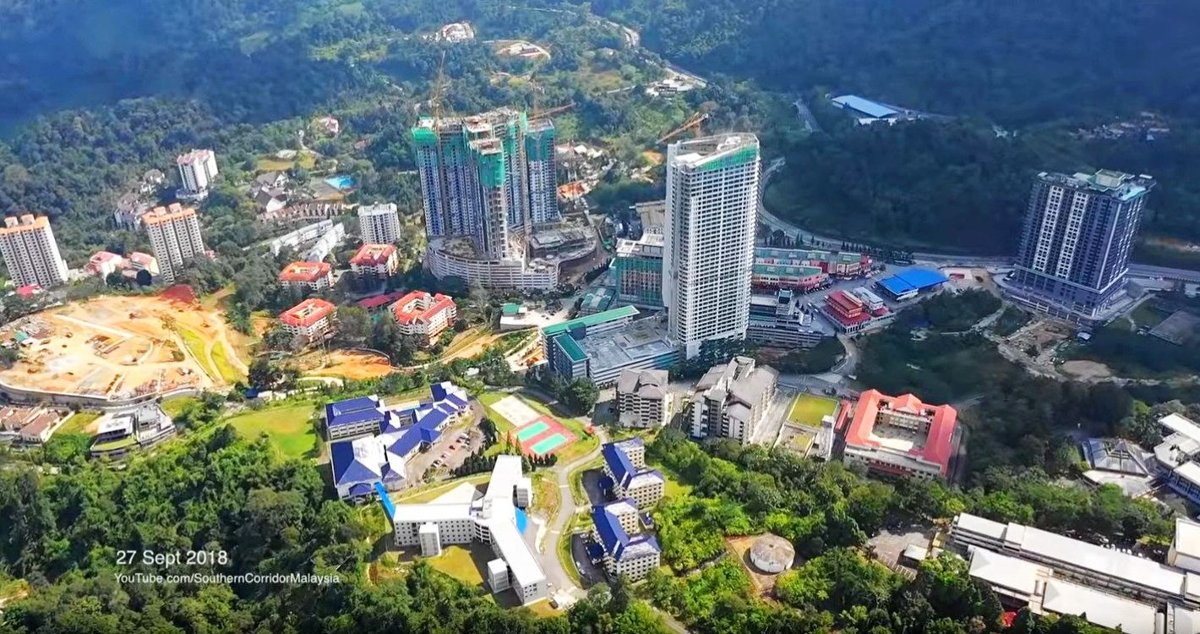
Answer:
[{"xmin": 749, "ymin": 534, "xmax": 795, "ymax": 574}]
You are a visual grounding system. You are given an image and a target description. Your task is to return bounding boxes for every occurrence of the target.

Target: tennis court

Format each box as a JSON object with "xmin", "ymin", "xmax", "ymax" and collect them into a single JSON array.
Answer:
[
  {"xmin": 491, "ymin": 395, "xmax": 540, "ymax": 427},
  {"xmin": 530, "ymin": 434, "xmax": 568, "ymax": 455},
  {"xmin": 516, "ymin": 420, "xmax": 550, "ymax": 441}
]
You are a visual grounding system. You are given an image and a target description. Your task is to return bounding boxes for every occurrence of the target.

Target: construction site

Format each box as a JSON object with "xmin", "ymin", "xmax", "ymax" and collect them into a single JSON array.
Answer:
[{"xmin": 0, "ymin": 292, "xmax": 247, "ymax": 402}]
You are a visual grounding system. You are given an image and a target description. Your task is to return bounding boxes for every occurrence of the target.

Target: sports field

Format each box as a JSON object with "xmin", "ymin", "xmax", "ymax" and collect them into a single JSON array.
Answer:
[
  {"xmin": 487, "ymin": 394, "xmax": 577, "ymax": 456},
  {"xmin": 787, "ymin": 394, "xmax": 838, "ymax": 426},
  {"xmin": 226, "ymin": 403, "xmax": 319, "ymax": 460}
]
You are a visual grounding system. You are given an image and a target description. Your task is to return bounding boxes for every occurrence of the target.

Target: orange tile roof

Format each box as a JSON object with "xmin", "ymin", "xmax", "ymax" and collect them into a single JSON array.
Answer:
[
  {"xmin": 279, "ymin": 261, "xmax": 332, "ymax": 283},
  {"xmin": 350, "ymin": 243, "xmax": 397, "ymax": 267},
  {"xmin": 844, "ymin": 389, "xmax": 957, "ymax": 475},
  {"xmin": 143, "ymin": 203, "xmax": 197, "ymax": 225},
  {"xmin": 391, "ymin": 291, "xmax": 455, "ymax": 325},
  {"xmin": 280, "ymin": 298, "xmax": 337, "ymax": 328}
]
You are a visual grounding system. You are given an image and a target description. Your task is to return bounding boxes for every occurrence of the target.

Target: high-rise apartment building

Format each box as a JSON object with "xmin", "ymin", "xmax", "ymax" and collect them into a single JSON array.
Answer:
[
  {"xmin": 663, "ymin": 134, "xmax": 760, "ymax": 359},
  {"xmin": 176, "ymin": 149, "xmax": 219, "ymax": 199},
  {"xmin": 0, "ymin": 214, "xmax": 69, "ymax": 289},
  {"xmin": 525, "ymin": 120, "xmax": 559, "ymax": 225},
  {"xmin": 1009, "ymin": 169, "xmax": 1154, "ymax": 323},
  {"xmin": 143, "ymin": 204, "xmax": 207, "ymax": 284},
  {"xmin": 358, "ymin": 203, "xmax": 402, "ymax": 244}
]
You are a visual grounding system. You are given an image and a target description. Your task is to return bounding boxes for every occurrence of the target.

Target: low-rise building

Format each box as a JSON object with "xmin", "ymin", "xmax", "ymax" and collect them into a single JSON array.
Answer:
[
  {"xmin": 591, "ymin": 498, "xmax": 661, "ymax": 581},
  {"xmin": 350, "ymin": 243, "xmax": 399, "ymax": 283},
  {"xmin": 840, "ymin": 389, "xmax": 958, "ymax": 481},
  {"xmin": 688, "ymin": 357, "xmax": 778, "ymax": 444},
  {"xmin": 543, "ymin": 309, "xmax": 678, "ymax": 388},
  {"xmin": 1155, "ymin": 413, "xmax": 1200, "ymax": 506},
  {"xmin": 86, "ymin": 251, "xmax": 126, "ymax": 278},
  {"xmin": 89, "ymin": 404, "xmax": 176, "ymax": 459},
  {"xmin": 279, "ymin": 298, "xmax": 337, "ymax": 344},
  {"xmin": 753, "ymin": 247, "xmax": 870, "ymax": 291},
  {"xmin": 0, "ymin": 405, "xmax": 65, "ymax": 445},
  {"xmin": 822, "ymin": 289, "xmax": 893, "ymax": 334},
  {"xmin": 279, "ymin": 261, "xmax": 333, "ymax": 291},
  {"xmin": 747, "ymin": 289, "xmax": 831, "ymax": 349},
  {"xmin": 601, "ymin": 438, "xmax": 664, "ymax": 509},
  {"xmin": 391, "ymin": 291, "xmax": 457, "ymax": 346},
  {"xmin": 616, "ymin": 369, "xmax": 671, "ymax": 429}
]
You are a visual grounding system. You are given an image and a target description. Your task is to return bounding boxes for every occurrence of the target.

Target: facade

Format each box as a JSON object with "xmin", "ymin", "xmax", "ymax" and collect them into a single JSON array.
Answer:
[
  {"xmin": 664, "ymin": 135, "xmax": 759, "ymax": 359},
  {"xmin": 601, "ymin": 439, "xmax": 665, "ymax": 509},
  {"xmin": 279, "ymin": 298, "xmax": 337, "ymax": 344},
  {"xmin": 350, "ymin": 243, "xmax": 400, "ymax": 281},
  {"xmin": 544, "ymin": 311, "xmax": 678, "ymax": 387},
  {"xmin": 1153, "ymin": 413, "xmax": 1200, "ymax": 506},
  {"xmin": 358, "ymin": 202, "xmax": 402, "ymax": 245},
  {"xmin": 747, "ymin": 289, "xmax": 831, "ymax": 348},
  {"xmin": 613, "ymin": 234, "xmax": 665, "ymax": 308},
  {"xmin": 822, "ymin": 289, "xmax": 893, "ymax": 334},
  {"xmin": 176, "ymin": 149, "xmax": 219, "ymax": 199},
  {"xmin": 113, "ymin": 193, "xmax": 152, "ymax": 229},
  {"xmin": 615, "ymin": 369, "xmax": 671, "ymax": 429},
  {"xmin": 386, "ymin": 454, "xmax": 546, "ymax": 605},
  {"xmin": 0, "ymin": 405, "xmax": 65, "ymax": 445},
  {"xmin": 278, "ymin": 261, "xmax": 333, "ymax": 291},
  {"xmin": 841, "ymin": 389, "xmax": 958, "ymax": 481},
  {"xmin": 591, "ymin": 498, "xmax": 661, "ymax": 581},
  {"xmin": 89, "ymin": 404, "xmax": 177, "ymax": 459},
  {"xmin": 412, "ymin": 109, "xmax": 560, "ymax": 290},
  {"xmin": 525, "ymin": 119, "xmax": 559, "ymax": 224},
  {"xmin": 688, "ymin": 357, "xmax": 778, "ymax": 444},
  {"xmin": 1009, "ymin": 169, "xmax": 1154, "ymax": 324},
  {"xmin": 754, "ymin": 247, "xmax": 869, "ymax": 284},
  {"xmin": 0, "ymin": 215, "xmax": 69, "ymax": 289},
  {"xmin": 143, "ymin": 204, "xmax": 207, "ymax": 284},
  {"xmin": 391, "ymin": 291, "xmax": 457, "ymax": 345}
]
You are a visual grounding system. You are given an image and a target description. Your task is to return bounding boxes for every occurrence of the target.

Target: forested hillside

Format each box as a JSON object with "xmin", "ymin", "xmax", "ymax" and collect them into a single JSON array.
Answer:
[{"xmin": 588, "ymin": 0, "xmax": 1200, "ymax": 123}]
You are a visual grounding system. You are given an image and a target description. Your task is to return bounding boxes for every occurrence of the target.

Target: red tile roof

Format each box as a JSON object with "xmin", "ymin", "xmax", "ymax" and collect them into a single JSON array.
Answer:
[
  {"xmin": 357, "ymin": 291, "xmax": 407, "ymax": 310},
  {"xmin": 280, "ymin": 298, "xmax": 337, "ymax": 328},
  {"xmin": 844, "ymin": 389, "xmax": 957, "ymax": 476},
  {"xmin": 279, "ymin": 261, "xmax": 332, "ymax": 283},
  {"xmin": 391, "ymin": 291, "xmax": 455, "ymax": 325},
  {"xmin": 350, "ymin": 243, "xmax": 397, "ymax": 267}
]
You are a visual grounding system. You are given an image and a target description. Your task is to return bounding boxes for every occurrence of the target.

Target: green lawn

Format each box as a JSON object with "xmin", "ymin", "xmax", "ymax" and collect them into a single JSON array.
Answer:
[
  {"xmin": 1130, "ymin": 300, "xmax": 1169, "ymax": 330},
  {"xmin": 211, "ymin": 342, "xmax": 245, "ymax": 384},
  {"xmin": 787, "ymin": 394, "xmax": 838, "ymax": 426},
  {"xmin": 161, "ymin": 396, "xmax": 198, "ymax": 418},
  {"xmin": 393, "ymin": 474, "xmax": 490, "ymax": 504},
  {"xmin": 57, "ymin": 411, "xmax": 102, "ymax": 435},
  {"xmin": 174, "ymin": 325, "xmax": 219, "ymax": 382},
  {"xmin": 423, "ymin": 544, "xmax": 489, "ymax": 587},
  {"xmin": 92, "ymin": 435, "xmax": 138, "ymax": 452},
  {"xmin": 648, "ymin": 460, "xmax": 693, "ymax": 500},
  {"xmin": 226, "ymin": 403, "xmax": 319, "ymax": 460}
]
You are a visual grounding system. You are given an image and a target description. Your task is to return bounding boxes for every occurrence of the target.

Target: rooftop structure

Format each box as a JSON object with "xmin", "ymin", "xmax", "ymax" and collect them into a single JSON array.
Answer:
[
  {"xmin": 90, "ymin": 403, "xmax": 176, "ymax": 459},
  {"xmin": 358, "ymin": 202, "xmax": 402, "ymax": 245},
  {"xmin": 842, "ymin": 389, "xmax": 958, "ymax": 480},
  {"xmin": 279, "ymin": 298, "xmax": 337, "ymax": 344},
  {"xmin": 1155, "ymin": 413, "xmax": 1200, "ymax": 506},
  {"xmin": 749, "ymin": 534, "xmax": 795, "ymax": 574},
  {"xmin": 0, "ymin": 405, "xmax": 64, "ymax": 445},
  {"xmin": 425, "ymin": 236, "xmax": 559, "ymax": 291},
  {"xmin": 613, "ymin": 233, "xmax": 665, "ymax": 308},
  {"xmin": 278, "ymin": 261, "xmax": 333, "ymax": 290},
  {"xmin": 591, "ymin": 498, "xmax": 661, "ymax": 581},
  {"xmin": 578, "ymin": 286, "xmax": 615, "ymax": 316},
  {"xmin": 616, "ymin": 368, "xmax": 671, "ymax": 429},
  {"xmin": 688, "ymin": 356, "xmax": 778, "ymax": 444},
  {"xmin": 748, "ymin": 290, "xmax": 832, "ymax": 349},
  {"xmin": 875, "ymin": 268, "xmax": 949, "ymax": 301},
  {"xmin": 830, "ymin": 95, "xmax": 900, "ymax": 119},
  {"xmin": 176, "ymin": 149, "xmax": 218, "ymax": 199},
  {"xmin": 0, "ymin": 214, "xmax": 70, "ymax": 289},
  {"xmin": 386, "ymin": 454, "xmax": 545, "ymax": 604},
  {"xmin": 390, "ymin": 291, "xmax": 457, "ymax": 345}
]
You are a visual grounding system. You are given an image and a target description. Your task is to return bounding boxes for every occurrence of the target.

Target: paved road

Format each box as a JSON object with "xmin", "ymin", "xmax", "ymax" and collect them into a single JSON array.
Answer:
[{"xmin": 540, "ymin": 428, "xmax": 607, "ymax": 599}]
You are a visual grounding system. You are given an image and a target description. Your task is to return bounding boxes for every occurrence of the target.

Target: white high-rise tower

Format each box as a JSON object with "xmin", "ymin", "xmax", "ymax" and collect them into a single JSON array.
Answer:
[
  {"xmin": 143, "ymin": 204, "xmax": 207, "ymax": 284},
  {"xmin": 0, "ymin": 214, "xmax": 70, "ymax": 289},
  {"xmin": 176, "ymin": 149, "xmax": 219, "ymax": 199},
  {"xmin": 663, "ymin": 134, "xmax": 760, "ymax": 359}
]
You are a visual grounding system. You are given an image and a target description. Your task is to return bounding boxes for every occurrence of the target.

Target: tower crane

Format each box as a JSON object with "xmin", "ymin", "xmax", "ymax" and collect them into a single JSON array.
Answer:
[{"xmin": 656, "ymin": 112, "xmax": 709, "ymax": 145}]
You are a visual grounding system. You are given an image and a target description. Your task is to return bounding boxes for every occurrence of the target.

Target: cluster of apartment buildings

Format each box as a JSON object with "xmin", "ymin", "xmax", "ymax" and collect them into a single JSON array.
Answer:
[
  {"xmin": 589, "ymin": 439, "xmax": 664, "ymax": 581},
  {"xmin": 276, "ymin": 289, "xmax": 457, "ymax": 348}
]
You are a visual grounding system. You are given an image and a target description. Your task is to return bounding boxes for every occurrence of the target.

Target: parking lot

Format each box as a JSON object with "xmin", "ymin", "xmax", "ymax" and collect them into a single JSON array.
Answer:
[{"xmin": 404, "ymin": 403, "xmax": 485, "ymax": 482}]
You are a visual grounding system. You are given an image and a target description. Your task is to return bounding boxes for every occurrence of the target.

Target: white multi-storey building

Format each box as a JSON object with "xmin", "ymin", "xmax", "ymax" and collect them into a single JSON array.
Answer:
[
  {"xmin": 279, "ymin": 298, "xmax": 337, "ymax": 344},
  {"xmin": 526, "ymin": 119, "xmax": 559, "ymax": 225},
  {"xmin": 358, "ymin": 203, "xmax": 402, "ymax": 244},
  {"xmin": 688, "ymin": 356, "xmax": 778, "ymax": 444},
  {"xmin": 0, "ymin": 215, "xmax": 69, "ymax": 289},
  {"xmin": 664, "ymin": 134, "xmax": 760, "ymax": 359},
  {"xmin": 591, "ymin": 498, "xmax": 661, "ymax": 581},
  {"xmin": 176, "ymin": 149, "xmax": 219, "ymax": 199},
  {"xmin": 142, "ymin": 204, "xmax": 207, "ymax": 284},
  {"xmin": 601, "ymin": 438, "xmax": 665, "ymax": 509},
  {"xmin": 391, "ymin": 291, "xmax": 457, "ymax": 346},
  {"xmin": 616, "ymin": 368, "xmax": 672, "ymax": 429}
]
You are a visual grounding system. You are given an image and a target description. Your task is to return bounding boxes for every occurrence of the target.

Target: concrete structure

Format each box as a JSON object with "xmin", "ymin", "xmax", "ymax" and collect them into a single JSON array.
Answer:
[
  {"xmin": 176, "ymin": 149, "xmax": 218, "ymax": 200},
  {"xmin": 602, "ymin": 438, "xmax": 664, "ymax": 509},
  {"xmin": 425, "ymin": 237, "xmax": 558, "ymax": 290},
  {"xmin": 349, "ymin": 243, "xmax": 399, "ymax": 282},
  {"xmin": 113, "ymin": 193, "xmax": 152, "ymax": 229},
  {"xmin": 526, "ymin": 119, "xmax": 559, "ymax": 224},
  {"xmin": 591, "ymin": 498, "xmax": 661, "ymax": 581},
  {"xmin": 300, "ymin": 222, "xmax": 346, "ymax": 263},
  {"xmin": 754, "ymin": 247, "xmax": 870, "ymax": 286},
  {"xmin": 688, "ymin": 356, "xmax": 778, "ymax": 444},
  {"xmin": 386, "ymin": 455, "xmax": 547, "ymax": 605},
  {"xmin": 1154, "ymin": 413, "xmax": 1200, "ymax": 506},
  {"xmin": 391, "ymin": 291, "xmax": 457, "ymax": 345},
  {"xmin": 0, "ymin": 215, "xmax": 69, "ymax": 289},
  {"xmin": 278, "ymin": 261, "xmax": 333, "ymax": 291},
  {"xmin": 89, "ymin": 403, "xmax": 176, "ymax": 459},
  {"xmin": 1008, "ymin": 169, "xmax": 1155, "ymax": 324},
  {"xmin": 143, "ymin": 204, "xmax": 207, "ymax": 285},
  {"xmin": 615, "ymin": 369, "xmax": 671, "ymax": 429},
  {"xmin": 86, "ymin": 251, "xmax": 125, "ymax": 279},
  {"xmin": 664, "ymin": 134, "xmax": 760, "ymax": 359},
  {"xmin": 0, "ymin": 405, "xmax": 65, "ymax": 445},
  {"xmin": 279, "ymin": 298, "xmax": 337, "ymax": 344},
  {"xmin": 1169, "ymin": 518, "xmax": 1200, "ymax": 574},
  {"xmin": 578, "ymin": 287, "xmax": 615, "ymax": 316},
  {"xmin": 329, "ymin": 383, "xmax": 471, "ymax": 496},
  {"xmin": 544, "ymin": 310, "xmax": 678, "ymax": 387},
  {"xmin": 265, "ymin": 219, "xmax": 337, "ymax": 256},
  {"xmin": 613, "ymin": 233, "xmax": 665, "ymax": 308},
  {"xmin": 358, "ymin": 202, "xmax": 402, "ymax": 245},
  {"xmin": 822, "ymin": 289, "xmax": 894, "ymax": 334},
  {"xmin": 542, "ymin": 306, "xmax": 638, "ymax": 377},
  {"xmin": 841, "ymin": 389, "xmax": 957, "ymax": 481},
  {"xmin": 749, "ymin": 534, "xmax": 795, "ymax": 574},
  {"xmin": 747, "ymin": 289, "xmax": 831, "ymax": 348}
]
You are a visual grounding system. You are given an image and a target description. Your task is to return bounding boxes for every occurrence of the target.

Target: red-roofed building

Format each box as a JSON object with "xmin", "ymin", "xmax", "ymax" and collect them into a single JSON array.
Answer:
[
  {"xmin": 841, "ymin": 389, "xmax": 958, "ymax": 481},
  {"xmin": 349, "ymin": 244, "xmax": 399, "ymax": 283},
  {"xmin": 391, "ymin": 291, "xmax": 457, "ymax": 345},
  {"xmin": 86, "ymin": 251, "xmax": 125, "ymax": 278},
  {"xmin": 16, "ymin": 284, "xmax": 42, "ymax": 298},
  {"xmin": 279, "ymin": 261, "xmax": 333, "ymax": 291},
  {"xmin": 356, "ymin": 291, "xmax": 407, "ymax": 312},
  {"xmin": 279, "ymin": 298, "xmax": 337, "ymax": 344}
]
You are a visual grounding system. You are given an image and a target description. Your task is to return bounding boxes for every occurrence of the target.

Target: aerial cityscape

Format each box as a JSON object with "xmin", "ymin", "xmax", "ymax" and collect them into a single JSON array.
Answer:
[{"xmin": 0, "ymin": 3, "xmax": 1199, "ymax": 634}]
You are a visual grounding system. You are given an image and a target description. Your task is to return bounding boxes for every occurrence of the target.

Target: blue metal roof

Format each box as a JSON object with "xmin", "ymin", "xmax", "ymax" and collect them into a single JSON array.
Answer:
[
  {"xmin": 832, "ymin": 95, "xmax": 898, "ymax": 119},
  {"xmin": 602, "ymin": 442, "xmax": 636, "ymax": 488},
  {"xmin": 877, "ymin": 276, "xmax": 916, "ymax": 295},
  {"xmin": 347, "ymin": 483, "xmax": 372, "ymax": 497},
  {"xmin": 330, "ymin": 440, "xmax": 381, "ymax": 485},
  {"xmin": 592, "ymin": 505, "xmax": 627, "ymax": 560},
  {"xmin": 326, "ymin": 395, "xmax": 385, "ymax": 429},
  {"xmin": 388, "ymin": 431, "xmax": 422, "ymax": 458},
  {"xmin": 895, "ymin": 267, "xmax": 949, "ymax": 290}
]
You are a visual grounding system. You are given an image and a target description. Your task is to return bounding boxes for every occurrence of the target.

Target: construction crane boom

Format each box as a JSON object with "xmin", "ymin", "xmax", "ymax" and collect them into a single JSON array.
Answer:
[
  {"xmin": 532, "ymin": 101, "xmax": 576, "ymax": 120},
  {"xmin": 432, "ymin": 51, "xmax": 447, "ymax": 121},
  {"xmin": 657, "ymin": 112, "xmax": 709, "ymax": 145}
]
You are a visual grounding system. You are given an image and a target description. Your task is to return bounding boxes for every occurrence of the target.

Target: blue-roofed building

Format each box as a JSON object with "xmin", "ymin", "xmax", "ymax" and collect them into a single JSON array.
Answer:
[
  {"xmin": 875, "ymin": 267, "xmax": 948, "ymax": 301},
  {"xmin": 330, "ymin": 434, "xmax": 408, "ymax": 500},
  {"xmin": 601, "ymin": 438, "xmax": 665, "ymax": 509},
  {"xmin": 831, "ymin": 95, "xmax": 900, "ymax": 120},
  {"xmin": 326, "ymin": 395, "xmax": 386, "ymax": 440},
  {"xmin": 591, "ymin": 498, "xmax": 661, "ymax": 581}
]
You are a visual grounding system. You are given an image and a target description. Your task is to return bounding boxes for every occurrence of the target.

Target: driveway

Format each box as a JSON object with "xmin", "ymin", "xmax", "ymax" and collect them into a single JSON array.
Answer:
[{"xmin": 538, "ymin": 428, "xmax": 607, "ymax": 600}]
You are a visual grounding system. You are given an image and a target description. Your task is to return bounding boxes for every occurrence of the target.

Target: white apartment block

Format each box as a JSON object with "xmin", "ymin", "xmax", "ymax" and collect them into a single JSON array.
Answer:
[
  {"xmin": 591, "ymin": 498, "xmax": 661, "ymax": 582},
  {"xmin": 602, "ymin": 439, "xmax": 665, "ymax": 509},
  {"xmin": 349, "ymin": 243, "xmax": 399, "ymax": 280},
  {"xmin": 278, "ymin": 261, "xmax": 333, "ymax": 291},
  {"xmin": 388, "ymin": 455, "xmax": 547, "ymax": 605},
  {"xmin": 279, "ymin": 298, "xmax": 337, "ymax": 344},
  {"xmin": 0, "ymin": 215, "xmax": 69, "ymax": 289},
  {"xmin": 616, "ymin": 368, "xmax": 672, "ymax": 429},
  {"xmin": 143, "ymin": 204, "xmax": 207, "ymax": 284},
  {"xmin": 664, "ymin": 134, "xmax": 760, "ymax": 359},
  {"xmin": 391, "ymin": 291, "xmax": 457, "ymax": 346},
  {"xmin": 176, "ymin": 149, "xmax": 219, "ymax": 197},
  {"xmin": 358, "ymin": 202, "xmax": 402, "ymax": 244},
  {"xmin": 688, "ymin": 356, "xmax": 778, "ymax": 444}
]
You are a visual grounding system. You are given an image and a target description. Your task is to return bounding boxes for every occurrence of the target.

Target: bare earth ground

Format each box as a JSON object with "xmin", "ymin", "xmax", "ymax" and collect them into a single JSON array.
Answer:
[
  {"xmin": 0, "ymin": 293, "xmax": 246, "ymax": 399},
  {"xmin": 299, "ymin": 349, "xmax": 395, "ymax": 380},
  {"xmin": 726, "ymin": 536, "xmax": 785, "ymax": 600},
  {"xmin": 1060, "ymin": 360, "xmax": 1114, "ymax": 380}
]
